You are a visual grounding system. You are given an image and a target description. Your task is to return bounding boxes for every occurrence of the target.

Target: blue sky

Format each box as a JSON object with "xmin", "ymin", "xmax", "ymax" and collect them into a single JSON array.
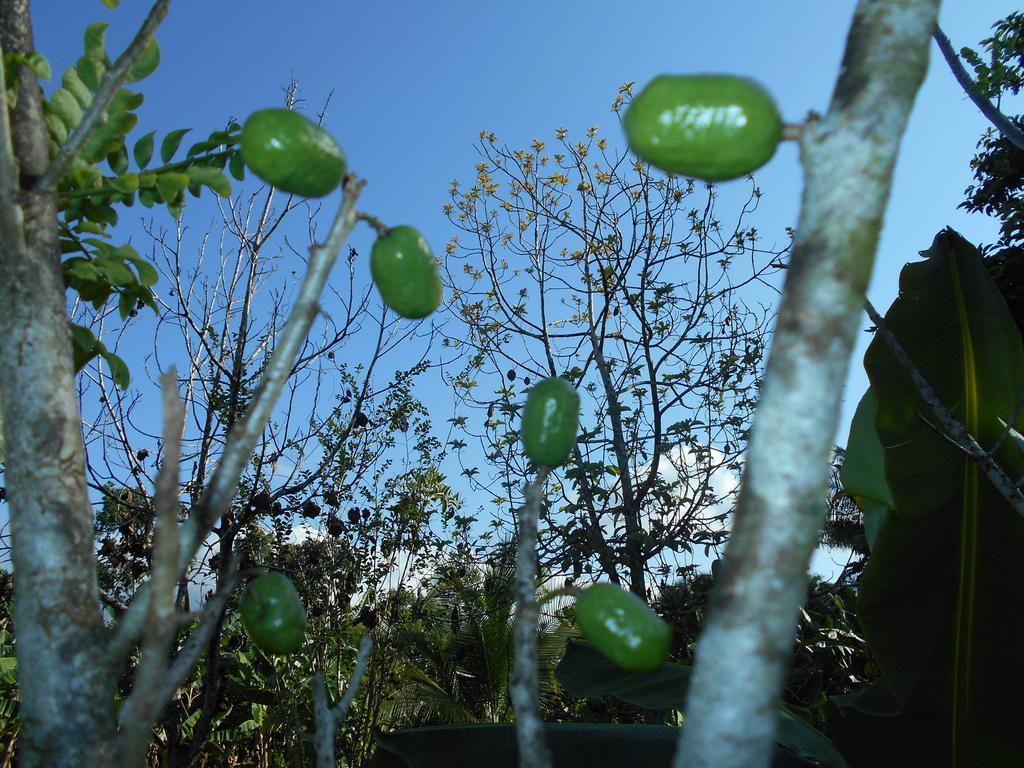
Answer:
[{"xmin": 22, "ymin": 1, "xmax": 1021, "ymax": 575}]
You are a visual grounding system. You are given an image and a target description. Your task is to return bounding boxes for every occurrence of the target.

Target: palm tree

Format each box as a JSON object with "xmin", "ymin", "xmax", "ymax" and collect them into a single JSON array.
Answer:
[{"xmin": 381, "ymin": 551, "xmax": 573, "ymax": 727}]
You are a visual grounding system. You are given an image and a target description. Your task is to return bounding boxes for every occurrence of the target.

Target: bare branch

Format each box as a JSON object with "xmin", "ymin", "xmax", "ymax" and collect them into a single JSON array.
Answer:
[
  {"xmin": 511, "ymin": 468, "xmax": 552, "ymax": 768},
  {"xmin": 675, "ymin": 2, "xmax": 940, "ymax": 766},
  {"xmin": 864, "ymin": 299, "xmax": 1024, "ymax": 516},
  {"xmin": 115, "ymin": 370, "xmax": 183, "ymax": 765},
  {"xmin": 36, "ymin": 0, "xmax": 171, "ymax": 191},
  {"xmin": 110, "ymin": 175, "xmax": 365, "ymax": 663},
  {"xmin": 312, "ymin": 634, "xmax": 373, "ymax": 768},
  {"xmin": 934, "ymin": 24, "xmax": 1024, "ymax": 151}
]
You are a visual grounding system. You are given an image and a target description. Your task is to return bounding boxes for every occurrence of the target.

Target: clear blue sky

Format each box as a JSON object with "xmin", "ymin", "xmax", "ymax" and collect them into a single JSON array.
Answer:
[
  {"xmin": 34, "ymin": 0, "xmax": 1015, "ymax": 439},
  {"xmin": 23, "ymin": 1, "xmax": 1019, "ymax": 575}
]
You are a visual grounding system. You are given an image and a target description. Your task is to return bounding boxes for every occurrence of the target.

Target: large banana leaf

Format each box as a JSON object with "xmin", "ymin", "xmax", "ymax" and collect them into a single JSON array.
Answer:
[
  {"xmin": 839, "ymin": 390, "xmax": 892, "ymax": 551},
  {"xmin": 555, "ymin": 642, "xmax": 844, "ymax": 768},
  {"xmin": 371, "ymin": 722, "xmax": 815, "ymax": 768},
  {"xmin": 838, "ymin": 228, "xmax": 1024, "ymax": 766}
]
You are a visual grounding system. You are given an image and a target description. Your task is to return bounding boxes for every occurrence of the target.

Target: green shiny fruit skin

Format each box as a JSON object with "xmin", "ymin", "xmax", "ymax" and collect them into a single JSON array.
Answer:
[
  {"xmin": 239, "ymin": 572, "xmax": 308, "ymax": 656},
  {"xmin": 370, "ymin": 226, "xmax": 442, "ymax": 319},
  {"xmin": 240, "ymin": 108, "xmax": 346, "ymax": 198},
  {"xmin": 521, "ymin": 377, "xmax": 580, "ymax": 467},
  {"xmin": 575, "ymin": 583, "xmax": 672, "ymax": 673},
  {"xmin": 623, "ymin": 74, "xmax": 782, "ymax": 181}
]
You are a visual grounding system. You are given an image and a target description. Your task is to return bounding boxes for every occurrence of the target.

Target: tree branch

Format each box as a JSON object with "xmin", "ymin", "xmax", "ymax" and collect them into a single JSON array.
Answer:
[
  {"xmin": 933, "ymin": 24, "xmax": 1024, "ymax": 151},
  {"xmin": 35, "ymin": 0, "xmax": 171, "ymax": 191},
  {"xmin": 511, "ymin": 468, "xmax": 552, "ymax": 768},
  {"xmin": 864, "ymin": 299, "xmax": 1024, "ymax": 516},
  {"xmin": 675, "ymin": 2, "xmax": 940, "ymax": 766},
  {"xmin": 311, "ymin": 634, "xmax": 373, "ymax": 768},
  {"xmin": 115, "ymin": 371, "xmax": 184, "ymax": 765}
]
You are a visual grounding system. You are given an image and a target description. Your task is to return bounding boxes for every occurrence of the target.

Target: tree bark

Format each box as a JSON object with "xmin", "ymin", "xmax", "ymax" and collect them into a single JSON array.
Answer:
[
  {"xmin": 674, "ymin": 1, "xmax": 940, "ymax": 766},
  {"xmin": 0, "ymin": 2, "xmax": 117, "ymax": 764}
]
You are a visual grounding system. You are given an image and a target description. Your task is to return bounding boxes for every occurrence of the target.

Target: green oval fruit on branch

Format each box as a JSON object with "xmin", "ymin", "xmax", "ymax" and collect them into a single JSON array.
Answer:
[
  {"xmin": 575, "ymin": 583, "xmax": 671, "ymax": 673},
  {"xmin": 240, "ymin": 108, "xmax": 346, "ymax": 198},
  {"xmin": 623, "ymin": 74, "xmax": 782, "ymax": 181},
  {"xmin": 370, "ymin": 226, "xmax": 442, "ymax": 319},
  {"xmin": 521, "ymin": 376, "xmax": 580, "ymax": 467},
  {"xmin": 239, "ymin": 572, "xmax": 308, "ymax": 656}
]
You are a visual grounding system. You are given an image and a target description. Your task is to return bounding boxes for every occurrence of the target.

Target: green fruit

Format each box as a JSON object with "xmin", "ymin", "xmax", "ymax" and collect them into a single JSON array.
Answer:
[
  {"xmin": 239, "ymin": 572, "xmax": 307, "ymax": 656},
  {"xmin": 240, "ymin": 108, "xmax": 346, "ymax": 198},
  {"xmin": 521, "ymin": 377, "xmax": 580, "ymax": 467},
  {"xmin": 575, "ymin": 583, "xmax": 671, "ymax": 673},
  {"xmin": 623, "ymin": 74, "xmax": 782, "ymax": 181},
  {"xmin": 370, "ymin": 226, "xmax": 442, "ymax": 319}
]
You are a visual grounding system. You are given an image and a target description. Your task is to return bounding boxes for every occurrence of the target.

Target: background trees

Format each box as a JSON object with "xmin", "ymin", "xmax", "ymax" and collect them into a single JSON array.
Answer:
[{"xmin": 441, "ymin": 109, "xmax": 787, "ymax": 598}]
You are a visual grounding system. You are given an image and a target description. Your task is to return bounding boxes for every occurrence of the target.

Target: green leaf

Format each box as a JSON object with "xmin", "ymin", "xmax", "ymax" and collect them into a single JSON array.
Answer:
[
  {"xmin": 125, "ymin": 37, "xmax": 160, "ymax": 83},
  {"xmin": 70, "ymin": 324, "xmax": 99, "ymax": 372},
  {"xmin": 186, "ymin": 165, "xmax": 231, "ymax": 197},
  {"xmin": 557, "ymin": 642, "xmax": 849, "ymax": 767},
  {"xmin": 84, "ymin": 22, "xmax": 108, "ymax": 60},
  {"xmin": 99, "ymin": 348, "xmax": 130, "ymax": 389},
  {"xmin": 556, "ymin": 640, "xmax": 690, "ymax": 710},
  {"xmin": 49, "ymin": 88, "xmax": 82, "ymax": 130},
  {"xmin": 156, "ymin": 171, "xmax": 189, "ymax": 202},
  {"xmin": 839, "ymin": 390, "xmax": 892, "ymax": 551},
  {"xmin": 101, "ymin": 0, "xmax": 120, "ymax": 7},
  {"xmin": 75, "ymin": 53, "xmax": 105, "ymax": 92},
  {"xmin": 111, "ymin": 172, "xmax": 138, "ymax": 194},
  {"xmin": 61, "ymin": 67, "xmax": 92, "ymax": 108},
  {"xmin": 107, "ymin": 144, "xmax": 129, "ymax": 175},
  {"xmin": 45, "ymin": 112, "xmax": 68, "ymax": 145},
  {"xmin": 80, "ymin": 111, "xmax": 138, "ymax": 163},
  {"xmin": 94, "ymin": 255, "xmax": 135, "ymax": 286},
  {"xmin": 854, "ymin": 228, "xmax": 1024, "ymax": 764},
  {"xmin": 160, "ymin": 128, "xmax": 190, "ymax": 163},
  {"xmin": 121, "ymin": 248, "xmax": 158, "ymax": 286},
  {"xmin": 133, "ymin": 131, "xmax": 154, "ymax": 169},
  {"xmin": 25, "ymin": 51, "xmax": 50, "ymax": 80},
  {"xmin": 228, "ymin": 152, "xmax": 245, "ymax": 181}
]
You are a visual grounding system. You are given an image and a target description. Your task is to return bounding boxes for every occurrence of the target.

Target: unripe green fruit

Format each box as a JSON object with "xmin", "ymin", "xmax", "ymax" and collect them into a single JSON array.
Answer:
[
  {"xmin": 575, "ymin": 583, "xmax": 671, "ymax": 673},
  {"xmin": 239, "ymin": 572, "xmax": 308, "ymax": 656},
  {"xmin": 240, "ymin": 108, "xmax": 346, "ymax": 198},
  {"xmin": 370, "ymin": 226, "xmax": 442, "ymax": 319},
  {"xmin": 521, "ymin": 377, "xmax": 580, "ymax": 467},
  {"xmin": 623, "ymin": 74, "xmax": 782, "ymax": 181}
]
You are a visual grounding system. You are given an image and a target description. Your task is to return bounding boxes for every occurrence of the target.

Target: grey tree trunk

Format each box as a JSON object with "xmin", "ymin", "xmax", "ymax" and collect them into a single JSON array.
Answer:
[{"xmin": 0, "ymin": 2, "xmax": 118, "ymax": 764}]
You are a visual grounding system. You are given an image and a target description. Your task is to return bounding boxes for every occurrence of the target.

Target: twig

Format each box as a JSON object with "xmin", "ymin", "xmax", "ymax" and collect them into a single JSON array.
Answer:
[
  {"xmin": 674, "ymin": 2, "xmax": 940, "ymax": 767},
  {"xmin": 933, "ymin": 25, "xmax": 1024, "ymax": 151},
  {"xmin": 115, "ymin": 370, "xmax": 183, "ymax": 766},
  {"xmin": 864, "ymin": 299, "xmax": 1024, "ymax": 516},
  {"xmin": 356, "ymin": 211, "xmax": 390, "ymax": 237},
  {"xmin": 511, "ymin": 468, "xmax": 552, "ymax": 768},
  {"xmin": 311, "ymin": 634, "xmax": 373, "ymax": 768},
  {"xmin": 36, "ymin": 0, "xmax": 171, "ymax": 191},
  {"xmin": 109, "ymin": 175, "xmax": 365, "ymax": 662}
]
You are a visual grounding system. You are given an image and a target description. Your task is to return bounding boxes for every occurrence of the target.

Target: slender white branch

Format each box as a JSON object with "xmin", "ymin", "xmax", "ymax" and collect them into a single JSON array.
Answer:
[
  {"xmin": 675, "ymin": 2, "xmax": 941, "ymax": 766},
  {"xmin": 511, "ymin": 468, "xmax": 552, "ymax": 768},
  {"xmin": 115, "ymin": 371, "xmax": 183, "ymax": 766},
  {"xmin": 36, "ymin": 0, "xmax": 171, "ymax": 191},
  {"xmin": 312, "ymin": 635, "xmax": 373, "ymax": 768}
]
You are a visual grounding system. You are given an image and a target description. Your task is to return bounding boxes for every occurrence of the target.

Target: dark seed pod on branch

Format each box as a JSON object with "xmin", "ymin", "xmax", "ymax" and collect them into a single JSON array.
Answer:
[
  {"xmin": 347, "ymin": 507, "xmax": 361, "ymax": 524},
  {"xmin": 301, "ymin": 499, "xmax": 320, "ymax": 520},
  {"xmin": 357, "ymin": 606, "xmax": 378, "ymax": 629},
  {"xmin": 324, "ymin": 490, "xmax": 340, "ymax": 507},
  {"xmin": 327, "ymin": 516, "xmax": 344, "ymax": 538},
  {"xmin": 253, "ymin": 491, "xmax": 272, "ymax": 515},
  {"xmin": 354, "ymin": 411, "xmax": 369, "ymax": 429}
]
